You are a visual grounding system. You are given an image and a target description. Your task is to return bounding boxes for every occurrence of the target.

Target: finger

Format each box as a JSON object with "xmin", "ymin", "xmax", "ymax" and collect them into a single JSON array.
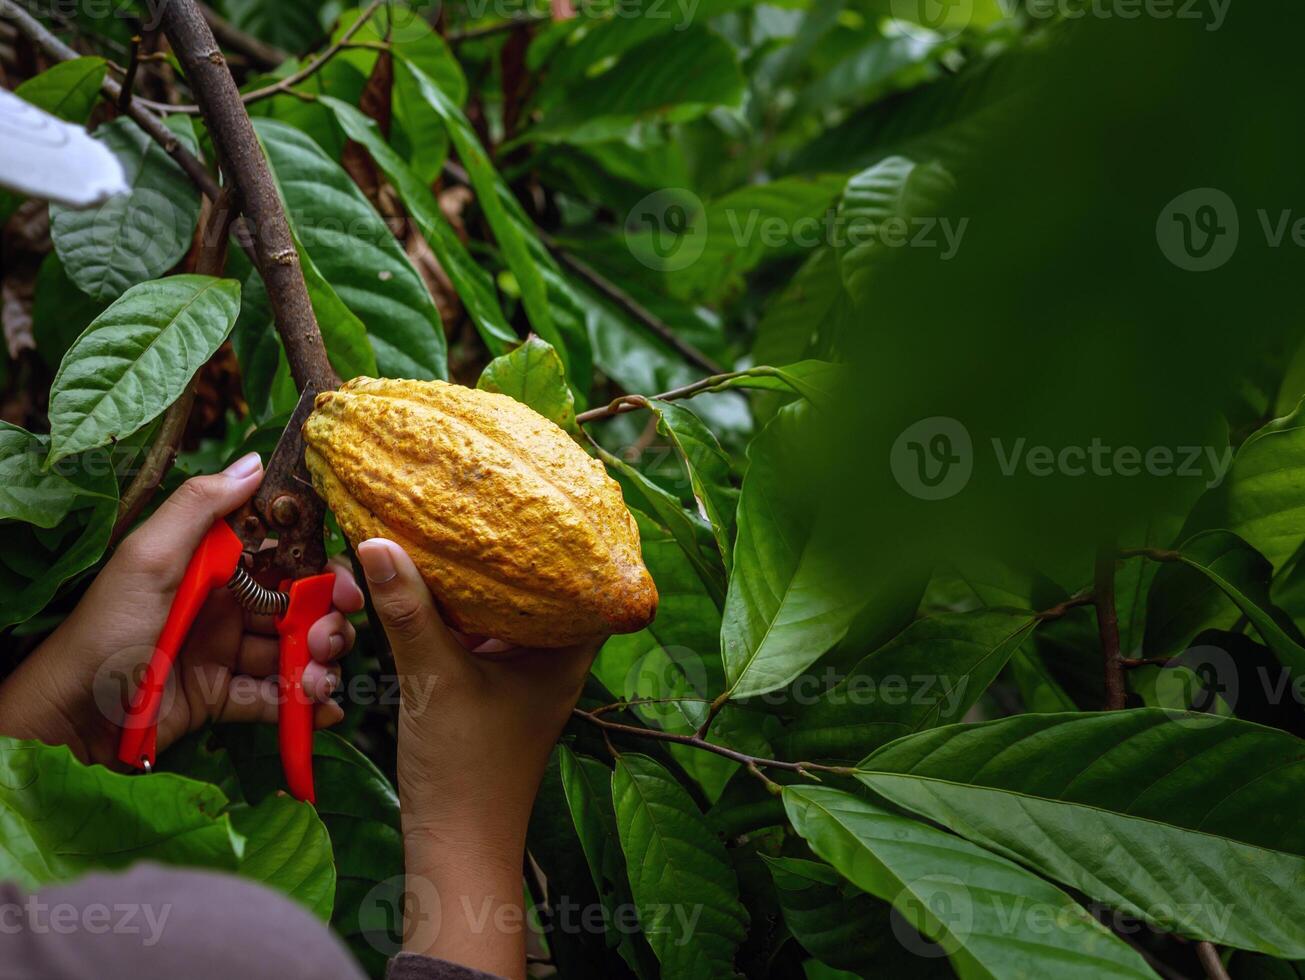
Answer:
[
  {"xmin": 329, "ymin": 559, "xmax": 366, "ymax": 614},
  {"xmin": 215, "ymin": 674, "xmax": 280, "ymax": 726},
  {"xmin": 356, "ymin": 539, "xmax": 454, "ymax": 669},
  {"xmin": 302, "ymin": 661, "xmax": 341, "ymax": 702},
  {"xmin": 115, "ymin": 454, "xmax": 264, "ymax": 587},
  {"xmin": 234, "ymin": 634, "xmax": 281, "ymax": 678},
  {"xmin": 308, "ymin": 612, "xmax": 355, "ymax": 664},
  {"xmin": 314, "ymin": 700, "xmax": 345, "ymax": 729}
]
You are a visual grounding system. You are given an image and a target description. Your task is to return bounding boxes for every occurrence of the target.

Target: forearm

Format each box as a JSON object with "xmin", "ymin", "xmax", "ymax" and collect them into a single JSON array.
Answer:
[{"xmin": 400, "ymin": 821, "xmax": 528, "ymax": 980}]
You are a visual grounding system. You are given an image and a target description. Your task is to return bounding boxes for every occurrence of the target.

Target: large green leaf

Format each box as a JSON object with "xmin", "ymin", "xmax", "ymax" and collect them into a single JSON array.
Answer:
[
  {"xmin": 858, "ymin": 770, "xmax": 1305, "ymax": 957},
  {"xmin": 396, "ymin": 57, "xmax": 561, "ymax": 368},
  {"xmin": 1146, "ymin": 531, "xmax": 1305, "ymax": 672},
  {"xmin": 530, "ymin": 27, "xmax": 745, "ymax": 145},
  {"xmin": 783, "ymin": 609, "xmax": 1039, "ymax": 761},
  {"xmin": 764, "ymin": 855, "xmax": 951, "ymax": 979},
  {"xmin": 611, "ymin": 754, "xmax": 748, "ymax": 979},
  {"xmin": 477, "ymin": 336, "xmax": 576, "ymax": 431},
  {"xmin": 0, "ymin": 444, "xmax": 117, "ymax": 628},
  {"xmin": 836, "ymin": 156, "xmax": 957, "ymax": 298},
  {"xmin": 14, "ymin": 57, "xmax": 106, "ymax": 122},
  {"xmin": 558, "ymin": 747, "xmax": 659, "ymax": 978},
  {"xmin": 784, "ymin": 786, "xmax": 1155, "ymax": 980},
  {"xmin": 253, "ymin": 117, "xmax": 446, "ymax": 380},
  {"xmin": 752, "ymin": 249, "xmax": 847, "ymax": 369},
  {"xmin": 319, "ymin": 95, "xmax": 516, "ymax": 356},
  {"xmin": 50, "ymin": 115, "xmax": 202, "ymax": 302},
  {"xmin": 0, "ymin": 737, "xmax": 242, "ymax": 888},
  {"xmin": 1186, "ymin": 400, "xmax": 1305, "ymax": 570},
  {"xmin": 295, "ymin": 228, "xmax": 379, "ymax": 379},
  {"xmin": 0, "ymin": 421, "xmax": 115, "ymax": 528},
  {"xmin": 722, "ymin": 403, "xmax": 870, "ymax": 699},
  {"xmin": 47, "ymin": 275, "xmax": 241, "ymax": 463},
  {"xmin": 229, "ymin": 795, "xmax": 336, "ymax": 920},
  {"xmin": 215, "ymin": 726, "xmax": 402, "ymax": 978},
  {"xmin": 647, "ymin": 399, "xmax": 737, "ymax": 571},
  {"xmin": 860, "ymin": 710, "xmax": 1305, "ymax": 856}
]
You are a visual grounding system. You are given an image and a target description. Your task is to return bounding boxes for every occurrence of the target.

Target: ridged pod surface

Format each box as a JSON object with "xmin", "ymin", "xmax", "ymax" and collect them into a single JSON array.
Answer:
[{"xmin": 302, "ymin": 377, "xmax": 658, "ymax": 647}]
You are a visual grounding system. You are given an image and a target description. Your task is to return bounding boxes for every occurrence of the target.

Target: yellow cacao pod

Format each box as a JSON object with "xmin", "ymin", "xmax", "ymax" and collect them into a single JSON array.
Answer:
[{"xmin": 302, "ymin": 377, "xmax": 658, "ymax": 647}]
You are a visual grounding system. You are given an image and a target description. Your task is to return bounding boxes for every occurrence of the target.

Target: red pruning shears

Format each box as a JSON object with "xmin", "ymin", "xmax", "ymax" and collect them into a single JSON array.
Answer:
[{"xmin": 117, "ymin": 388, "xmax": 334, "ymax": 803}]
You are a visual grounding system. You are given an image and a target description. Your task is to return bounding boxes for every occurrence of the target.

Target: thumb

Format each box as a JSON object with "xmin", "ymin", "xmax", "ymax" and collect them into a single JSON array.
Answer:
[
  {"xmin": 356, "ymin": 539, "xmax": 453, "ymax": 669},
  {"xmin": 115, "ymin": 453, "xmax": 264, "ymax": 586}
]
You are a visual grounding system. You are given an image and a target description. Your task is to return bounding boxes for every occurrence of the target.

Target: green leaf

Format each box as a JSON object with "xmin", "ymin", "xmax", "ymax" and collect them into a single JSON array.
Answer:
[
  {"xmin": 1186, "ymin": 400, "xmax": 1305, "ymax": 570},
  {"xmin": 611, "ymin": 754, "xmax": 748, "ymax": 979},
  {"xmin": 783, "ymin": 609, "xmax": 1039, "ymax": 761},
  {"xmin": 477, "ymin": 336, "xmax": 576, "ymax": 431},
  {"xmin": 0, "ymin": 737, "xmax": 242, "ymax": 888},
  {"xmin": 253, "ymin": 117, "xmax": 447, "ymax": 380},
  {"xmin": 529, "ymin": 28, "xmax": 745, "ymax": 145},
  {"xmin": 558, "ymin": 747, "xmax": 659, "ymax": 978},
  {"xmin": 706, "ymin": 362, "xmax": 846, "ymax": 415},
  {"xmin": 318, "ymin": 95, "xmax": 517, "ymax": 356},
  {"xmin": 294, "ymin": 227, "xmax": 379, "ymax": 379},
  {"xmin": 14, "ymin": 57, "xmax": 106, "ymax": 122},
  {"xmin": 1147, "ymin": 532, "xmax": 1305, "ymax": 673},
  {"xmin": 215, "ymin": 726, "xmax": 402, "ymax": 978},
  {"xmin": 856, "ymin": 769, "xmax": 1305, "ymax": 957},
  {"xmin": 50, "ymin": 115, "xmax": 203, "ymax": 302},
  {"xmin": 836, "ymin": 156, "xmax": 957, "ymax": 298},
  {"xmin": 764, "ymin": 855, "xmax": 950, "ymax": 978},
  {"xmin": 722, "ymin": 403, "xmax": 868, "ymax": 699},
  {"xmin": 48, "ymin": 275, "xmax": 241, "ymax": 463},
  {"xmin": 668, "ymin": 174, "xmax": 849, "ymax": 303},
  {"xmin": 646, "ymin": 399, "xmax": 737, "ymax": 571},
  {"xmin": 31, "ymin": 252, "xmax": 109, "ymax": 370},
  {"xmin": 229, "ymin": 253, "xmax": 299, "ymax": 422},
  {"xmin": 396, "ymin": 57, "xmax": 561, "ymax": 368},
  {"xmin": 229, "ymin": 795, "xmax": 336, "ymax": 920},
  {"xmin": 222, "ymin": 0, "xmax": 326, "ymax": 51},
  {"xmin": 0, "ymin": 421, "xmax": 115, "ymax": 528},
  {"xmin": 784, "ymin": 786, "xmax": 1156, "ymax": 980},
  {"xmin": 753, "ymin": 249, "xmax": 847, "ymax": 369},
  {"xmin": 860, "ymin": 709, "xmax": 1305, "ymax": 857}
]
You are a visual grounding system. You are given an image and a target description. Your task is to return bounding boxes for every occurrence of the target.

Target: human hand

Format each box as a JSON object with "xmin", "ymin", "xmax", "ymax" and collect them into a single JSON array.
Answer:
[
  {"xmin": 0, "ymin": 453, "xmax": 365, "ymax": 769},
  {"xmin": 355, "ymin": 537, "xmax": 603, "ymax": 980}
]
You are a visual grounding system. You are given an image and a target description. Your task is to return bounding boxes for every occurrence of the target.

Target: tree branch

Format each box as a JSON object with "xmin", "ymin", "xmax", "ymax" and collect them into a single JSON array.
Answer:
[
  {"xmin": 572, "ymin": 707, "xmax": 853, "ymax": 778},
  {"xmin": 576, "ymin": 370, "xmax": 753, "ymax": 424},
  {"xmin": 159, "ymin": 0, "xmax": 336, "ymax": 393},
  {"xmin": 1195, "ymin": 942, "xmax": 1231, "ymax": 980},
  {"xmin": 1095, "ymin": 546, "xmax": 1126, "ymax": 710},
  {"xmin": 138, "ymin": 0, "xmax": 384, "ymax": 116}
]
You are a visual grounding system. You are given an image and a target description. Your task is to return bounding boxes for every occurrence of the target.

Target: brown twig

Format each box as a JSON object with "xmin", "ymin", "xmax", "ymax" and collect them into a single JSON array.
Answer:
[
  {"xmin": 1095, "ymin": 546, "xmax": 1126, "ymax": 710},
  {"xmin": 138, "ymin": 0, "xmax": 385, "ymax": 116},
  {"xmin": 448, "ymin": 14, "xmax": 549, "ymax": 44},
  {"xmin": 1118, "ymin": 546, "xmax": 1182, "ymax": 563},
  {"xmin": 159, "ymin": 0, "xmax": 336, "ymax": 394},
  {"xmin": 573, "ymin": 707, "xmax": 852, "ymax": 778},
  {"xmin": 1195, "ymin": 942, "xmax": 1231, "ymax": 980},
  {"xmin": 198, "ymin": 0, "xmax": 287, "ymax": 69},
  {"xmin": 1035, "ymin": 591, "xmax": 1095, "ymax": 621},
  {"xmin": 576, "ymin": 371, "xmax": 753, "ymax": 424},
  {"xmin": 0, "ymin": 0, "xmax": 220, "ymax": 200},
  {"xmin": 117, "ymin": 34, "xmax": 142, "ymax": 112}
]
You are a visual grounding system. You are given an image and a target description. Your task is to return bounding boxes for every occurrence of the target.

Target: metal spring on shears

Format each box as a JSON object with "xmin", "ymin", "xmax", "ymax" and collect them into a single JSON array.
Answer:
[{"xmin": 227, "ymin": 566, "xmax": 289, "ymax": 617}]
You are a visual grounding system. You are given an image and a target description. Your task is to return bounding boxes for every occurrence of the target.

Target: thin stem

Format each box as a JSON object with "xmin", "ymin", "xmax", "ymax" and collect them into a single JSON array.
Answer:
[
  {"xmin": 573, "ymin": 708, "xmax": 853, "ymax": 777},
  {"xmin": 117, "ymin": 33, "xmax": 142, "ymax": 112},
  {"xmin": 1095, "ymin": 545, "xmax": 1126, "ymax": 710},
  {"xmin": 137, "ymin": 0, "xmax": 385, "ymax": 115},
  {"xmin": 1035, "ymin": 591, "xmax": 1095, "ymax": 621},
  {"xmin": 590, "ymin": 696, "xmax": 713, "ymax": 718},
  {"xmin": 448, "ymin": 14, "xmax": 550, "ymax": 43},
  {"xmin": 576, "ymin": 371, "xmax": 751, "ymax": 424},
  {"xmin": 1195, "ymin": 942, "xmax": 1231, "ymax": 980}
]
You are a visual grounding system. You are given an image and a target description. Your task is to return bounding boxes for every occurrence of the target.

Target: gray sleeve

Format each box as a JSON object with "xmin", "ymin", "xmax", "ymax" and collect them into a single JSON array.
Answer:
[
  {"xmin": 385, "ymin": 951, "xmax": 506, "ymax": 980},
  {"xmin": 0, "ymin": 865, "xmax": 366, "ymax": 980}
]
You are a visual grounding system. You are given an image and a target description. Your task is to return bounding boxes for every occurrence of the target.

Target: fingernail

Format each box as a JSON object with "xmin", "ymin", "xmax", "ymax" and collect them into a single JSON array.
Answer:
[
  {"xmin": 321, "ymin": 674, "xmax": 338, "ymax": 698},
  {"xmin": 358, "ymin": 540, "xmax": 397, "ymax": 584},
  {"xmin": 329, "ymin": 634, "xmax": 345, "ymax": 657},
  {"xmin": 224, "ymin": 452, "xmax": 262, "ymax": 479}
]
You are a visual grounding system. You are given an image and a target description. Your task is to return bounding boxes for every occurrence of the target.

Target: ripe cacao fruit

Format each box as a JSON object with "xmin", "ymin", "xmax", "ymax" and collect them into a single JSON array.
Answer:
[{"xmin": 302, "ymin": 377, "xmax": 658, "ymax": 647}]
